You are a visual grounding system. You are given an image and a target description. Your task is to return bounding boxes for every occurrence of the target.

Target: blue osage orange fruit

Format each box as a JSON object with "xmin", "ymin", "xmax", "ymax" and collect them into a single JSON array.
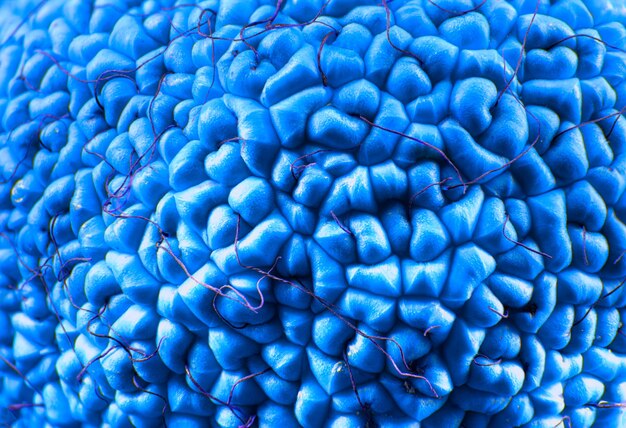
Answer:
[{"xmin": 1, "ymin": 0, "xmax": 626, "ymax": 426}]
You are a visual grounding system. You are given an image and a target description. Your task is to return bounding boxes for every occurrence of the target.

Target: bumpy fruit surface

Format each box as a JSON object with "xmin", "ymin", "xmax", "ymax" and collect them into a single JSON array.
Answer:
[{"xmin": 0, "ymin": 0, "xmax": 626, "ymax": 427}]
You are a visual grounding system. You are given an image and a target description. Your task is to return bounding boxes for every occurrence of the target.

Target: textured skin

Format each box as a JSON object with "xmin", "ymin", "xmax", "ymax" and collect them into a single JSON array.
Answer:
[{"xmin": 1, "ymin": 0, "xmax": 626, "ymax": 427}]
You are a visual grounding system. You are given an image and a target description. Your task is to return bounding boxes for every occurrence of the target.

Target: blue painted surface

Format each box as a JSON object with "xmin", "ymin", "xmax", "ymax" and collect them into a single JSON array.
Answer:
[{"xmin": 0, "ymin": 0, "xmax": 626, "ymax": 426}]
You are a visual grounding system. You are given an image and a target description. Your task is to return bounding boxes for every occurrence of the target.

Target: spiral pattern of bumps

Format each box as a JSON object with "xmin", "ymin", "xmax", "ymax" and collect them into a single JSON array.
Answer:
[{"xmin": 1, "ymin": 0, "xmax": 626, "ymax": 426}]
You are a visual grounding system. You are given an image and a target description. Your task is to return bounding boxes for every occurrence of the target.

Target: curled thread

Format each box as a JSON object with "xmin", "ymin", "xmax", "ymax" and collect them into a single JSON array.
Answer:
[
  {"xmin": 317, "ymin": 30, "xmax": 337, "ymax": 87},
  {"xmin": 426, "ymin": 0, "xmax": 488, "ymax": 16},
  {"xmin": 1, "ymin": 0, "xmax": 51, "ymax": 44},
  {"xmin": 547, "ymin": 33, "xmax": 626, "ymax": 53},
  {"xmin": 343, "ymin": 351, "xmax": 376, "ymax": 426},
  {"xmin": 0, "ymin": 353, "xmax": 41, "ymax": 396},
  {"xmin": 553, "ymin": 106, "xmax": 626, "ymax": 141},
  {"xmin": 185, "ymin": 365, "xmax": 251, "ymax": 425},
  {"xmin": 423, "ymin": 325, "xmax": 441, "ymax": 337},
  {"xmin": 614, "ymin": 250, "xmax": 626, "ymax": 265},
  {"xmin": 472, "ymin": 354, "xmax": 503, "ymax": 367},
  {"xmin": 226, "ymin": 367, "xmax": 270, "ymax": 406},
  {"xmin": 132, "ymin": 375, "xmax": 169, "ymax": 427},
  {"xmin": 495, "ymin": 0, "xmax": 540, "ymax": 107},
  {"xmin": 358, "ymin": 114, "xmax": 466, "ymax": 193},
  {"xmin": 586, "ymin": 401, "xmax": 626, "ymax": 409},
  {"xmin": 573, "ymin": 277, "xmax": 626, "ymax": 327},
  {"xmin": 502, "ymin": 214, "xmax": 553, "ymax": 259},
  {"xmin": 488, "ymin": 306, "xmax": 509, "ymax": 319},
  {"xmin": 409, "ymin": 177, "xmax": 452, "ymax": 209},
  {"xmin": 7, "ymin": 403, "xmax": 44, "ymax": 412},
  {"xmin": 289, "ymin": 149, "xmax": 330, "ymax": 180},
  {"xmin": 330, "ymin": 211, "xmax": 354, "ymax": 237},
  {"xmin": 381, "ymin": 0, "xmax": 424, "ymax": 66},
  {"xmin": 553, "ymin": 416, "xmax": 573, "ymax": 428}
]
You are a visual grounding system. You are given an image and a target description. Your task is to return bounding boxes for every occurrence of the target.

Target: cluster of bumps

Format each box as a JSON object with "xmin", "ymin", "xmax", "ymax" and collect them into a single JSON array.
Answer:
[{"xmin": 1, "ymin": 0, "xmax": 626, "ymax": 426}]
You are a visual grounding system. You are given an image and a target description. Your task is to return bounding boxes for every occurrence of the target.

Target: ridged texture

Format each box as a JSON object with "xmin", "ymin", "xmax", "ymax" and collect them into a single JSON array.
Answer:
[{"xmin": 1, "ymin": 0, "xmax": 626, "ymax": 426}]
